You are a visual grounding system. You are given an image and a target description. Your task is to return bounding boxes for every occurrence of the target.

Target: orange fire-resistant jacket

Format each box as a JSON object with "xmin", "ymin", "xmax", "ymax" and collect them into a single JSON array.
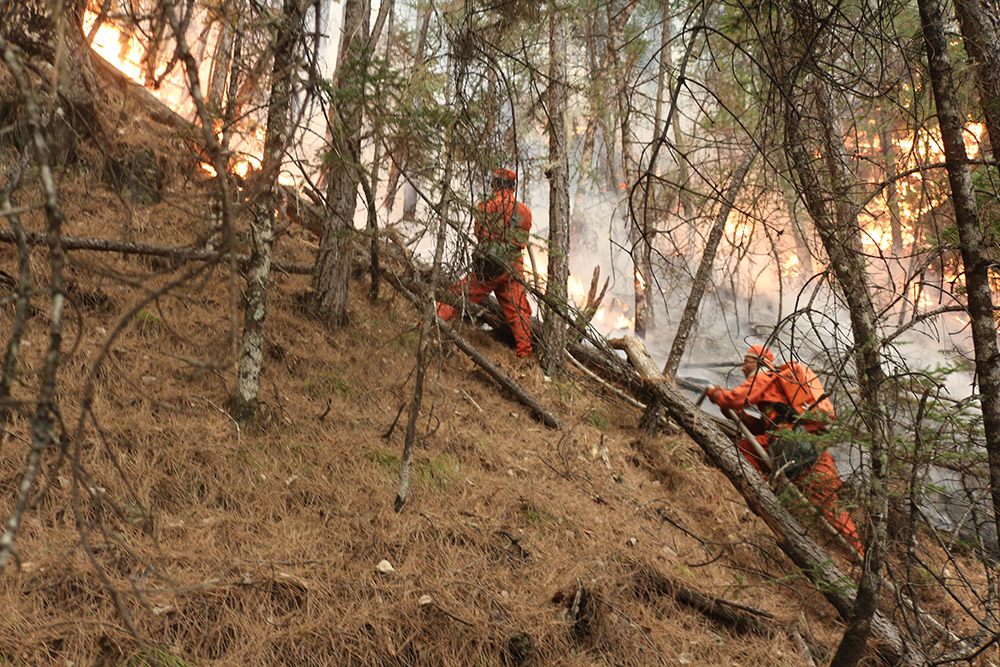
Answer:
[
  {"xmin": 708, "ymin": 369, "xmax": 787, "ymax": 424},
  {"xmin": 435, "ymin": 188, "xmax": 534, "ymax": 358},
  {"xmin": 474, "ymin": 188, "xmax": 532, "ymax": 250}
]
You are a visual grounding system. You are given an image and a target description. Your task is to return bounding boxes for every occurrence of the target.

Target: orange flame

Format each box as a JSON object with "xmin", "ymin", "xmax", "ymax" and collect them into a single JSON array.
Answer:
[{"xmin": 84, "ymin": 10, "xmax": 266, "ymax": 178}]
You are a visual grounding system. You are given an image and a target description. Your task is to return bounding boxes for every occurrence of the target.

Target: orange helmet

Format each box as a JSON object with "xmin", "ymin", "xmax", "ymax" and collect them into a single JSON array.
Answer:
[
  {"xmin": 744, "ymin": 345, "xmax": 775, "ymax": 367},
  {"xmin": 492, "ymin": 168, "xmax": 517, "ymax": 190}
]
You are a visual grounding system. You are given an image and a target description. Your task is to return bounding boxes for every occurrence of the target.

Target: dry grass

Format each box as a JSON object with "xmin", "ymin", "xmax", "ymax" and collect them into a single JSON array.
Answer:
[{"xmin": 0, "ymin": 80, "xmax": 994, "ymax": 667}]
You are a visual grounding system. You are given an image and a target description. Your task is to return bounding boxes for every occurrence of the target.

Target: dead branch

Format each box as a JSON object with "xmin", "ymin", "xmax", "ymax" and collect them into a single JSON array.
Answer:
[
  {"xmin": 0, "ymin": 229, "xmax": 313, "ymax": 274},
  {"xmin": 565, "ymin": 350, "xmax": 646, "ymax": 410},
  {"xmin": 436, "ymin": 317, "xmax": 563, "ymax": 430},
  {"xmin": 373, "ymin": 254, "xmax": 563, "ymax": 430},
  {"xmin": 632, "ymin": 565, "xmax": 775, "ymax": 637},
  {"xmin": 608, "ymin": 336, "xmax": 667, "ymax": 384}
]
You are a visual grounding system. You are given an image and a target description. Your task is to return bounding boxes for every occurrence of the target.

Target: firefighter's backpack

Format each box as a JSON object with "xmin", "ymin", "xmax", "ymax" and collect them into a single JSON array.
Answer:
[
  {"xmin": 773, "ymin": 361, "xmax": 835, "ymax": 426},
  {"xmin": 472, "ymin": 240, "xmax": 519, "ymax": 282}
]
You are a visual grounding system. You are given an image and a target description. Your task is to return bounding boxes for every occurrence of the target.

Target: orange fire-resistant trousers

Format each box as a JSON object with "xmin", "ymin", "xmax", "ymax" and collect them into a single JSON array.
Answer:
[
  {"xmin": 738, "ymin": 434, "xmax": 865, "ymax": 556},
  {"xmin": 436, "ymin": 266, "xmax": 533, "ymax": 358}
]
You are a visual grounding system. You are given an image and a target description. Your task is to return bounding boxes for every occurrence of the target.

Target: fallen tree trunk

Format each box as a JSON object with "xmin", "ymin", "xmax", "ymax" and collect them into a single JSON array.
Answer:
[
  {"xmin": 374, "ymin": 256, "xmax": 563, "ymax": 429},
  {"xmin": 632, "ymin": 565, "xmax": 775, "ymax": 637},
  {"xmin": 437, "ymin": 317, "xmax": 562, "ymax": 429}
]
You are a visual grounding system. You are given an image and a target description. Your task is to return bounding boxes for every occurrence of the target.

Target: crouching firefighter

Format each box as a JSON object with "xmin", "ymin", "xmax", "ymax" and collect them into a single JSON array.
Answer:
[
  {"xmin": 436, "ymin": 168, "xmax": 534, "ymax": 358},
  {"xmin": 707, "ymin": 345, "xmax": 864, "ymax": 556}
]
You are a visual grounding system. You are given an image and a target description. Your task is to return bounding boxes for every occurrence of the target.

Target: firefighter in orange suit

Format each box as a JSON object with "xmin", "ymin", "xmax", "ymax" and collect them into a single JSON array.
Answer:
[
  {"xmin": 707, "ymin": 345, "xmax": 865, "ymax": 555},
  {"xmin": 437, "ymin": 168, "xmax": 533, "ymax": 358}
]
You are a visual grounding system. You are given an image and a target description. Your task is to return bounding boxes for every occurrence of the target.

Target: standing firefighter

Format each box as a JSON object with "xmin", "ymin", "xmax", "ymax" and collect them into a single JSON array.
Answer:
[
  {"xmin": 437, "ymin": 168, "xmax": 534, "ymax": 358},
  {"xmin": 707, "ymin": 345, "xmax": 864, "ymax": 555}
]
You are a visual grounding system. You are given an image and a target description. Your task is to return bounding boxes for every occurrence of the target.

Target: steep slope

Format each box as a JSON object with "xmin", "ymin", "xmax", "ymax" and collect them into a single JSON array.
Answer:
[{"xmin": 0, "ymin": 95, "xmax": 982, "ymax": 667}]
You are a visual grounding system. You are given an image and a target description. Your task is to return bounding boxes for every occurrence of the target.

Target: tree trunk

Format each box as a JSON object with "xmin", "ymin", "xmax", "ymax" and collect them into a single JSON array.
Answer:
[
  {"xmin": 879, "ymin": 126, "xmax": 904, "ymax": 259},
  {"xmin": 952, "ymin": 0, "xmax": 1000, "ymax": 165},
  {"xmin": 207, "ymin": 11, "xmax": 235, "ymax": 114},
  {"xmin": 784, "ymin": 75, "xmax": 892, "ymax": 667},
  {"xmin": 654, "ymin": 1, "xmax": 695, "ymax": 219},
  {"xmin": 663, "ymin": 143, "xmax": 758, "ymax": 379},
  {"xmin": 784, "ymin": 186, "xmax": 816, "ymax": 281},
  {"xmin": 232, "ymin": 0, "xmax": 302, "ymax": 425},
  {"xmin": 920, "ymin": 0, "xmax": 1000, "ymax": 556},
  {"xmin": 0, "ymin": 32, "xmax": 68, "ymax": 571},
  {"xmin": 381, "ymin": 3, "xmax": 430, "ymax": 221},
  {"xmin": 603, "ymin": 1, "xmax": 650, "ymax": 338},
  {"xmin": 539, "ymin": 0, "xmax": 570, "ymax": 373},
  {"xmin": 396, "ymin": 54, "xmax": 460, "ymax": 510},
  {"xmin": 312, "ymin": 0, "xmax": 370, "ymax": 328}
]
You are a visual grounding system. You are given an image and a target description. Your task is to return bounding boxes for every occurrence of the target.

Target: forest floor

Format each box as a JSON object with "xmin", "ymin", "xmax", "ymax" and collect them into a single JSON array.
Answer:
[{"xmin": 0, "ymin": 75, "xmax": 988, "ymax": 667}]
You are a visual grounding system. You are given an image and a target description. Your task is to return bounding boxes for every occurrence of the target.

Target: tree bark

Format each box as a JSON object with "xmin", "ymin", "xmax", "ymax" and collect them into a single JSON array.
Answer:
[
  {"xmin": 784, "ymin": 76, "xmax": 892, "ymax": 667},
  {"xmin": 395, "ymin": 49, "xmax": 460, "ymax": 511},
  {"xmin": 232, "ymin": 0, "xmax": 303, "ymax": 425},
  {"xmin": 604, "ymin": 0, "xmax": 652, "ymax": 338},
  {"xmin": 663, "ymin": 143, "xmax": 758, "ymax": 379},
  {"xmin": 539, "ymin": 0, "xmax": 570, "ymax": 373},
  {"xmin": 206, "ymin": 7, "xmax": 235, "ymax": 114},
  {"xmin": 312, "ymin": 0, "xmax": 370, "ymax": 329},
  {"xmin": 0, "ymin": 34, "xmax": 68, "ymax": 571},
  {"xmin": 952, "ymin": 0, "xmax": 1000, "ymax": 165},
  {"xmin": 920, "ymin": 0, "xmax": 1000, "ymax": 556}
]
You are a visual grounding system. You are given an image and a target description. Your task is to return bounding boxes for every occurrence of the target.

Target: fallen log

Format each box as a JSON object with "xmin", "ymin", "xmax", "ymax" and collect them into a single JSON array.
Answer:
[
  {"xmin": 436, "ymin": 318, "xmax": 562, "ymax": 430},
  {"xmin": 631, "ymin": 565, "xmax": 774, "ymax": 637},
  {"xmin": 603, "ymin": 335, "xmax": 930, "ymax": 667},
  {"xmin": 374, "ymin": 258, "xmax": 562, "ymax": 429},
  {"xmin": 565, "ymin": 339, "xmax": 736, "ymax": 438},
  {"xmin": 608, "ymin": 336, "xmax": 666, "ymax": 385}
]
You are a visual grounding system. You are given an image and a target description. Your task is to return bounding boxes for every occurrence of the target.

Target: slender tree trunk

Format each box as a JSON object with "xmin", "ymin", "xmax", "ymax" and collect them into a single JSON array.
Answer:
[
  {"xmin": 879, "ymin": 126, "xmax": 904, "ymax": 259},
  {"xmin": 663, "ymin": 143, "xmax": 758, "ymax": 378},
  {"xmin": 569, "ymin": 119, "xmax": 599, "ymax": 255},
  {"xmin": 396, "ymin": 62, "xmax": 460, "ymax": 511},
  {"xmin": 232, "ymin": 0, "xmax": 302, "ymax": 425},
  {"xmin": 784, "ymin": 186, "xmax": 815, "ymax": 280},
  {"xmin": 605, "ymin": 1, "xmax": 651, "ymax": 338},
  {"xmin": 539, "ymin": 0, "xmax": 570, "ymax": 373},
  {"xmin": 784, "ymin": 76, "xmax": 892, "ymax": 667},
  {"xmin": 952, "ymin": 0, "xmax": 1000, "ymax": 165},
  {"xmin": 0, "ymin": 33, "xmax": 68, "ymax": 570},
  {"xmin": 220, "ymin": 27, "xmax": 243, "ymax": 155},
  {"xmin": 382, "ymin": 4, "xmax": 431, "ymax": 220},
  {"xmin": 207, "ymin": 13, "xmax": 235, "ymax": 113},
  {"xmin": 365, "ymin": 0, "xmax": 395, "ymax": 302},
  {"xmin": 920, "ymin": 0, "xmax": 1000, "ymax": 555},
  {"xmin": 312, "ymin": 0, "xmax": 370, "ymax": 328},
  {"xmin": 655, "ymin": 2, "xmax": 695, "ymax": 219},
  {"xmin": 395, "ymin": 168, "xmax": 452, "ymax": 510}
]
